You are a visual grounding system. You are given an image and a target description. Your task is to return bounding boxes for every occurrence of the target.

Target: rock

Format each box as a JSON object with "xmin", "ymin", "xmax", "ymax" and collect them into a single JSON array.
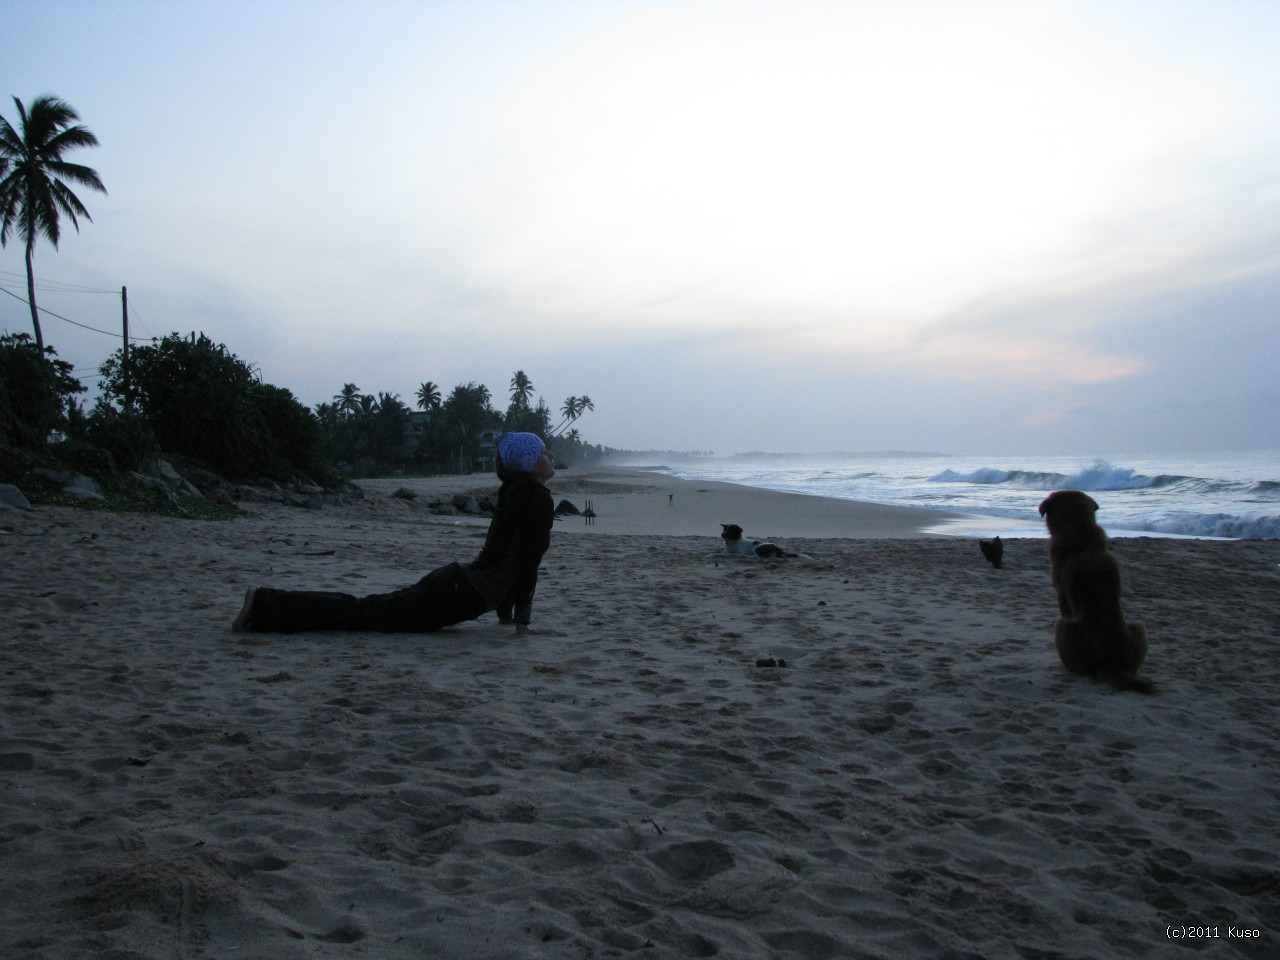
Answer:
[
  {"xmin": 174, "ymin": 462, "xmax": 226, "ymax": 498},
  {"xmin": 233, "ymin": 484, "xmax": 270, "ymax": 503},
  {"xmin": 255, "ymin": 478, "xmax": 285, "ymax": 497},
  {"xmin": 33, "ymin": 468, "xmax": 105, "ymax": 501},
  {"xmin": 144, "ymin": 457, "xmax": 185, "ymax": 483},
  {"xmin": 554, "ymin": 499, "xmax": 581, "ymax": 516},
  {"xmin": 448, "ymin": 493, "xmax": 491, "ymax": 515},
  {"xmin": 0, "ymin": 483, "xmax": 31, "ymax": 510},
  {"xmin": 391, "ymin": 487, "xmax": 417, "ymax": 500},
  {"xmin": 32, "ymin": 467, "xmax": 75, "ymax": 486},
  {"xmin": 153, "ymin": 485, "xmax": 189, "ymax": 516},
  {"xmin": 134, "ymin": 455, "xmax": 362, "ymax": 511}
]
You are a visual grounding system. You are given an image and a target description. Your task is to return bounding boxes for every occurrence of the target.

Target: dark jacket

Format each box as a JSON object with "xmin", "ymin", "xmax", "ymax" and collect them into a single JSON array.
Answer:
[{"xmin": 463, "ymin": 476, "xmax": 554, "ymax": 625}]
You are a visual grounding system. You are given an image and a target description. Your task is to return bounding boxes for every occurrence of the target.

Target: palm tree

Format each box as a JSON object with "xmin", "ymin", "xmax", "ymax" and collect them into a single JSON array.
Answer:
[
  {"xmin": 552, "ymin": 394, "xmax": 595, "ymax": 436},
  {"xmin": 416, "ymin": 380, "xmax": 441, "ymax": 414},
  {"xmin": 557, "ymin": 396, "xmax": 582, "ymax": 431},
  {"xmin": 508, "ymin": 370, "xmax": 535, "ymax": 410},
  {"xmin": 442, "ymin": 381, "xmax": 495, "ymax": 472},
  {"xmin": 0, "ymin": 95, "xmax": 107, "ymax": 353},
  {"xmin": 333, "ymin": 382, "xmax": 362, "ymax": 417},
  {"xmin": 372, "ymin": 392, "xmax": 410, "ymax": 464},
  {"xmin": 313, "ymin": 401, "xmax": 337, "ymax": 425}
]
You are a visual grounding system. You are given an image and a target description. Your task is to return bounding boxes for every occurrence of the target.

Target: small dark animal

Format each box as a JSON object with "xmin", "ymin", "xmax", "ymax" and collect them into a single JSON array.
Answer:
[
  {"xmin": 979, "ymin": 536, "xmax": 1003, "ymax": 568},
  {"xmin": 1038, "ymin": 490, "xmax": 1153, "ymax": 693}
]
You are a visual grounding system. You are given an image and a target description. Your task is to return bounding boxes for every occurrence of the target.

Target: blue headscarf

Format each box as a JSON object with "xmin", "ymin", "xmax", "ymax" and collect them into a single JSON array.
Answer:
[{"xmin": 497, "ymin": 432, "xmax": 545, "ymax": 473}]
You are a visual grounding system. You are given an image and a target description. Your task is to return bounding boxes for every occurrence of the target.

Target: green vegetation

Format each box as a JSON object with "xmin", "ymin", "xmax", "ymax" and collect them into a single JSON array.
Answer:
[
  {"xmin": 1, "ymin": 328, "xmax": 607, "ymax": 520},
  {"xmin": 0, "ymin": 333, "xmax": 83, "ymax": 458},
  {"xmin": 0, "ymin": 333, "xmax": 228, "ymax": 517},
  {"xmin": 98, "ymin": 332, "xmax": 326, "ymax": 482}
]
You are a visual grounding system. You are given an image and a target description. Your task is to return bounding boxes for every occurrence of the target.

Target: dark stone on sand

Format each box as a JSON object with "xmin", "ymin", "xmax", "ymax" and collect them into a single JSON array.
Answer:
[{"xmin": 0, "ymin": 483, "xmax": 31, "ymax": 510}]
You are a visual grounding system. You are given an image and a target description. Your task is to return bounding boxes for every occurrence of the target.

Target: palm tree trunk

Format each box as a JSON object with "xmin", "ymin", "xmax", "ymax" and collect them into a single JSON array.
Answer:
[{"xmin": 24, "ymin": 236, "xmax": 43, "ymax": 353}]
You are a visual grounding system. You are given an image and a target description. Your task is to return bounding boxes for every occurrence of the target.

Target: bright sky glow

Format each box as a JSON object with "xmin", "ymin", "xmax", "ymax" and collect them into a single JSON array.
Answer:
[{"xmin": 3, "ymin": 0, "xmax": 1278, "ymax": 456}]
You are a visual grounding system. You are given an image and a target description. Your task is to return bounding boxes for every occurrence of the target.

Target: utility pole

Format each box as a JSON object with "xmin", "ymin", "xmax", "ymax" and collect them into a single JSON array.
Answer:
[{"xmin": 121, "ymin": 286, "xmax": 130, "ymax": 406}]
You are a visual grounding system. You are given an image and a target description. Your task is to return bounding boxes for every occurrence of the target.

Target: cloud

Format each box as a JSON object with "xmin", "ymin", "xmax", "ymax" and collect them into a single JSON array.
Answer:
[{"xmin": 440, "ymin": 0, "xmax": 1242, "ymax": 348}]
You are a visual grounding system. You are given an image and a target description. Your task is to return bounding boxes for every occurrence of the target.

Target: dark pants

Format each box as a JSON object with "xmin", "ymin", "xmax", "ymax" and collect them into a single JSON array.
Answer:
[{"xmin": 245, "ymin": 563, "xmax": 489, "ymax": 633}]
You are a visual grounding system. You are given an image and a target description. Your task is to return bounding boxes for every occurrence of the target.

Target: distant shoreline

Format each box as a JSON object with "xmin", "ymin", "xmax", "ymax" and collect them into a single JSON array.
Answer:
[
  {"xmin": 598, "ymin": 450, "xmax": 951, "ymax": 465},
  {"xmin": 360, "ymin": 468, "xmax": 966, "ymax": 539}
]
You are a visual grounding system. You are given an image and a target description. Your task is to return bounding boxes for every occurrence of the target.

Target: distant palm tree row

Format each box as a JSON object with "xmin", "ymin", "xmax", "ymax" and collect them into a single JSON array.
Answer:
[{"xmin": 314, "ymin": 370, "xmax": 597, "ymax": 474}]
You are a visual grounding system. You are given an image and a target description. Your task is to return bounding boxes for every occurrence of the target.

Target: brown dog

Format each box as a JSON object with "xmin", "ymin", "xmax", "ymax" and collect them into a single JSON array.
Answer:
[{"xmin": 1038, "ymin": 490, "xmax": 1153, "ymax": 693}]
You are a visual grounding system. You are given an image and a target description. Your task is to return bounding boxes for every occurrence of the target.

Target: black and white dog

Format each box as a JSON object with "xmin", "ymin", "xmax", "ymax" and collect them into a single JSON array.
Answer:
[{"xmin": 716, "ymin": 524, "xmax": 809, "ymax": 559}]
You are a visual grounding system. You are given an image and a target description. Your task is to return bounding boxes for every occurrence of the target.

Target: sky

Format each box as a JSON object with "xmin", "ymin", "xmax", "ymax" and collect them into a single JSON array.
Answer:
[{"xmin": 3, "ymin": 0, "xmax": 1279, "ymax": 458}]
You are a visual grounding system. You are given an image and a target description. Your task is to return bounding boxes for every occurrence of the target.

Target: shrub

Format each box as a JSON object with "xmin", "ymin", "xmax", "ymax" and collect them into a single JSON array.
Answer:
[
  {"xmin": 252, "ymin": 382, "xmax": 324, "ymax": 480},
  {"xmin": 98, "ymin": 332, "xmax": 323, "ymax": 480},
  {"xmin": 84, "ymin": 404, "xmax": 158, "ymax": 473},
  {"xmin": 0, "ymin": 333, "xmax": 84, "ymax": 450},
  {"xmin": 48, "ymin": 437, "xmax": 117, "ymax": 481}
]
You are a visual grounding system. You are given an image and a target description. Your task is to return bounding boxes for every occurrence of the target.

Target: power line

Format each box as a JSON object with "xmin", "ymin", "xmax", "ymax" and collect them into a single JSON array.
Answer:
[
  {"xmin": 0, "ymin": 285, "xmax": 153, "ymax": 342},
  {"xmin": 0, "ymin": 269, "xmax": 118, "ymax": 295}
]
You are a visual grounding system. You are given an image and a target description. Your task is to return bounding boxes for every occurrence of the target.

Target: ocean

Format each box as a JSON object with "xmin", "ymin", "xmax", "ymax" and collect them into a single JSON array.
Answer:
[{"xmin": 660, "ymin": 450, "xmax": 1280, "ymax": 540}]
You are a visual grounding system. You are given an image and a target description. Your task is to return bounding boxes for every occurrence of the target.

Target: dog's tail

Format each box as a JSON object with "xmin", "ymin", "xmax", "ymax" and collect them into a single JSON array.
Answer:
[
  {"xmin": 1056, "ymin": 620, "xmax": 1155, "ymax": 693},
  {"xmin": 1101, "ymin": 622, "xmax": 1154, "ymax": 694}
]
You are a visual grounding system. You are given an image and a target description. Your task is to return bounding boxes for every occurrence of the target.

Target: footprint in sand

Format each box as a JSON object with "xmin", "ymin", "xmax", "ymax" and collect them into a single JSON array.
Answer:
[{"xmin": 647, "ymin": 839, "xmax": 735, "ymax": 883}]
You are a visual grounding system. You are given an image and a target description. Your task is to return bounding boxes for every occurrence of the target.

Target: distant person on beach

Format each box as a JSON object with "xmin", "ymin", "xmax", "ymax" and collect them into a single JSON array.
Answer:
[{"xmin": 231, "ymin": 433, "xmax": 556, "ymax": 635}]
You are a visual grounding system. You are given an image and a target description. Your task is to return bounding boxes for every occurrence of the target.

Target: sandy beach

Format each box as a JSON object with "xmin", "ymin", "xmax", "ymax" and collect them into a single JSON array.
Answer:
[{"xmin": 1, "ymin": 466, "xmax": 1277, "ymax": 959}]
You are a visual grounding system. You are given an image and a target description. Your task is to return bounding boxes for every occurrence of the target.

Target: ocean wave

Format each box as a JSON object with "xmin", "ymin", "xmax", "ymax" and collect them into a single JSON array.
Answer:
[
  {"xmin": 928, "ymin": 460, "xmax": 1240, "ymax": 494},
  {"xmin": 1125, "ymin": 512, "xmax": 1280, "ymax": 540},
  {"xmin": 1059, "ymin": 462, "xmax": 1156, "ymax": 491},
  {"xmin": 928, "ymin": 467, "xmax": 1064, "ymax": 487}
]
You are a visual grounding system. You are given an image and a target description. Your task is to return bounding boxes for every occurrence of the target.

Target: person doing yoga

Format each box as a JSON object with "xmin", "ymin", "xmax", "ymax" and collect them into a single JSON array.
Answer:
[{"xmin": 231, "ymin": 432, "xmax": 556, "ymax": 635}]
